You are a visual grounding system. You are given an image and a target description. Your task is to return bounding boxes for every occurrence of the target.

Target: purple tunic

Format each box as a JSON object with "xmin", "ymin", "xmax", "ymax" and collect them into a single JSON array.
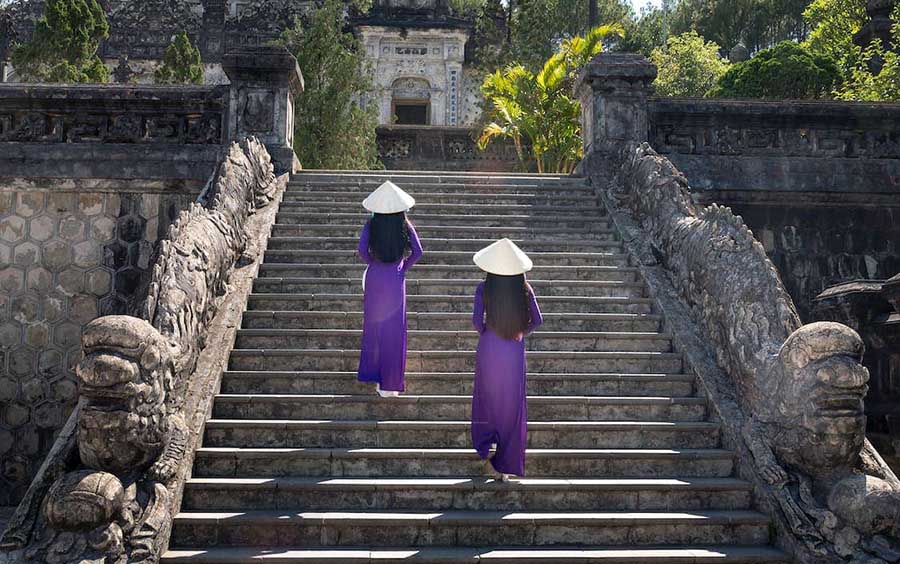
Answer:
[
  {"xmin": 471, "ymin": 281, "xmax": 543, "ymax": 476},
  {"xmin": 357, "ymin": 220, "xmax": 423, "ymax": 392}
]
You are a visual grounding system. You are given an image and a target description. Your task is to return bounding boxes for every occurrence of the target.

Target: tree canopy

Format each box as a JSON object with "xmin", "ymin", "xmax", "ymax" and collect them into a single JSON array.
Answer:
[
  {"xmin": 154, "ymin": 31, "xmax": 203, "ymax": 85},
  {"xmin": 10, "ymin": 0, "xmax": 109, "ymax": 83},
  {"xmin": 651, "ymin": 31, "xmax": 730, "ymax": 97},
  {"xmin": 279, "ymin": 0, "xmax": 380, "ymax": 170},
  {"xmin": 710, "ymin": 40, "xmax": 840, "ymax": 99}
]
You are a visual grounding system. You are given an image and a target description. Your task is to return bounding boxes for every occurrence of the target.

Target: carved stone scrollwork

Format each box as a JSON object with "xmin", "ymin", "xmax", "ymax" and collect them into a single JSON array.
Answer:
[
  {"xmin": 0, "ymin": 109, "xmax": 223, "ymax": 145},
  {"xmin": 0, "ymin": 137, "xmax": 278, "ymax": 564},
  {"xmin": 614, "ymin": 142, "xmax": 900, "ymax": 563},
  {"xmin": 651, "ymin": 120, "xmax": 900, "ymax": 160}
]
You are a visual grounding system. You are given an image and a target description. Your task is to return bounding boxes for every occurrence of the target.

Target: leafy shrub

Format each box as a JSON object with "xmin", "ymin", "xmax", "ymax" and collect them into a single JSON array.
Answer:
[{"xmin": 710, "ymin": 41, "xmax": 840, "ymax": 99}]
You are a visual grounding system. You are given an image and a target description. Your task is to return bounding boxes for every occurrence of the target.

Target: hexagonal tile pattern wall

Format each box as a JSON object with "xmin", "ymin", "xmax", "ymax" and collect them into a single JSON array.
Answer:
[{"xmin": 0, "ymin": 187, "xmax": 188, "ymax": 505}]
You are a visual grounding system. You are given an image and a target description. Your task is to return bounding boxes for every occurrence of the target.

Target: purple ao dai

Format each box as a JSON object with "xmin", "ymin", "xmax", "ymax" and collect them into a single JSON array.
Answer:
[
  {"xmin": 471, "ymin": 282, "xmax": 543, "ymax": 476},
  {"xmin": 356, "ymin": 220, "xmax": 423, "ymax": 392}
]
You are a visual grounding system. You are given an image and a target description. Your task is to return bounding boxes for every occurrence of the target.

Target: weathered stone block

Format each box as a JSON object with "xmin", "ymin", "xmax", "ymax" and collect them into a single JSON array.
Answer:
[
  {"xmin": 27, "ymin": 216, "xmax": 54, "ymax": 242},
  {"xmin": 23, "ymin": 323, "xmax": 49, "ymax": 349},
  {"xmin": 10, "ymin": 295, "xmax": 39, "ymax": 322},
  {"xmin": 58, "ymin": 217, "xmax": 86, "ymax": 241},
  {"xmin": 3, "ymin": 402, "xmax": 29, "ymax": 427},
  {"xmin": 12, "ymin": 241, "xmax": 39, "ymax": 267},
  {"xmin": 85, "ymin": 268, "xmax": 112, "ymax": 297},
  {"xmin": 42, "ymin": 241, "xmax": 73, "ymax": 272},
  {"xmin": 25, "ymin": 267, "xmax": 52, "ymax": 293},
  {"xmin": 0, "ymin": 215, "xmax": 26, "ymax": 242},
  {"xmin": 57, "ymin": 268, "xmax": 85, "ymax": 295},
  {"xmin": 90, "ymin": 217, "xmax": 116, "ymax": 242}
]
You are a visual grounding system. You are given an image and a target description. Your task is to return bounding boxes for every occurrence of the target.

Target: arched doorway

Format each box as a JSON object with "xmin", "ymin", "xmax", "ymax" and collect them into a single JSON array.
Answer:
[{"xmin": 391, "ymin": 77, "xmax": 431, "ymax": 125}]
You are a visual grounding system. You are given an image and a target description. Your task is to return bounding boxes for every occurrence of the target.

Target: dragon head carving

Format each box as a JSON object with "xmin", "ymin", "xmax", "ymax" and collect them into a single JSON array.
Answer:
[{"xmin": 76, "ymin": 316, "xmax": 176, "ymax": 476}]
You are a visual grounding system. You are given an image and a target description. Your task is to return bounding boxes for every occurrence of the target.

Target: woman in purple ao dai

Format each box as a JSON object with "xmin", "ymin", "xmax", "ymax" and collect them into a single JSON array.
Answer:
[
  {"xmin": 471, "ymin": 238, "xmax": 543, "ymax": 481},
  {"xmin": 357, "ymin": 181, "xmax": 423, "ymax": 397}
]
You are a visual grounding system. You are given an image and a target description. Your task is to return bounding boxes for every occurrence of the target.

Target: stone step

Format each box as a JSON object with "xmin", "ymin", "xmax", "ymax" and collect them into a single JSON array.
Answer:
[
  {"xmin": 228, "ymin": 349, "xmax": 683, "ymax": 373},
  {"xmin": 278, "ymin": 201, "xmax": 608, "ymax": 217},
  {"xmin": 282, "ymin": 191, "xmax": 599, "ymax": 205},
  {"xmin": 241, "ymin": 311, "xmax": 662, "ymax": 332},
  {"xmin": 220, "ymin": 372, "xmax": 695, "ymax": 397},
  {"xmin": 264, "ymin": 250, "xmax": 629, "ymax": 267},
  {"xmin": 202, "ymin": 420, "xmax": 719, "ymax": 449},
  {"xmin": 287, "ymin": 176, "xmax": 588, "ymax": 187},
  {"xmin": 170, "ymin": 509, "xmax": 770, "ymax": 548},
  {"xmin": 258, "ymin": 264, "xmax": 639, "ymax": 282},
  {"xmin": 276, "ymin": 212, "xmax": 609, "ymax": 229},
  {"xmin": 211, "ymin": 394, "xmax": 706, "ymax": 422},
  {"xmin": 181, "ymin": 477, "xmax": 751, "ymax": 512},
  {"xmin": 272, "ymin": 224, "xmax": 618, "ymax": 241},
  {"xmin": 289, "ymin": 172, "xmax": 586, "ymax": 186},
  {"xmin": 163, "ymin": 544, "xmax": 789, "ymax": 563},
  {"xmin": 233, "ymin": 329, "xmax": 673, "ymax": 353},
  {"xmin": 287, "ymin": 182, "xmax": 590, "ymax": 194},
  {"xmin": 252, "ymin": 278, "xmax": 643, "ymax": 299},
  {"xmin": 246, "ymin": 294, "xmax": 655, "ymax": 315},
  {"xmin": 192, "ymin": 447, "xmax": 734, "ymax": 479},
  {"xmin": 266, "ymin": 236, "xmax": 621, "ymax": 253}
]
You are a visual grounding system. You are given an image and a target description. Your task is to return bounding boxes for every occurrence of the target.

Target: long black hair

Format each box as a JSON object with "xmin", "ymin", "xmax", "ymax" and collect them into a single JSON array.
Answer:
[
  {"xmin": 484, "ymin": 273, "xmax": 533, "ymax": 340},
  {"xmin": 368, "ymin": 212, "xmax": 411, "ymax": 263}
]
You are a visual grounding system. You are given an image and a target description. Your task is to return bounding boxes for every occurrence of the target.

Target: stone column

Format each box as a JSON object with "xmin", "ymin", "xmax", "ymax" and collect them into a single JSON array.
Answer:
[
  {"xmin": 223, "ymin": 46, "xmax": 304, "ymax": 173},
  {"xmin": 574, "ymin": 53, "xmax": 656, "ymax": 175}
]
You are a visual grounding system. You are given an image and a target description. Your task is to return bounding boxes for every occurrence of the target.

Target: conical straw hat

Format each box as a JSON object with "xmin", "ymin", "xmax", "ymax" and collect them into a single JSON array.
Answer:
[
  {"xmin": 473, "ymin": 238, "xmax": 533, "ymax": 276},
  {"xmin": 362, "ymin": 181, "xmax": 415, "ymax": 214}
]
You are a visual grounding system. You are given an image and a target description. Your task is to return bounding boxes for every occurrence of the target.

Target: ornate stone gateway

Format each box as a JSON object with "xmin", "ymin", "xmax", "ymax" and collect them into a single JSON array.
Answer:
[{"xmin": 356, "ymin": 0, "xmax": 471, "ymax": 126}]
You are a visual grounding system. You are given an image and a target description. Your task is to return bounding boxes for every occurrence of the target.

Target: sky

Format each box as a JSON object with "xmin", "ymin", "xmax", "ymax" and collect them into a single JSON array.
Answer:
[{"xmin": 629, "ymin": 0, "xmax": 663, "ymax": 11}]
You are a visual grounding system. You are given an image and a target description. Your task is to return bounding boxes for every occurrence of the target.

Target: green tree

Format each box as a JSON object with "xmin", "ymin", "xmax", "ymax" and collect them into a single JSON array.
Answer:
[
  {"xmin": 10, "ymin": 0, "xmax": 109, "ymax": 83},
  {"xmin": 802, "ymin": 0, "xmax": 867, "ymax": 74},
  {"xmin": 835, "ymin": 5, "xmax": 900, "ymax": 101},
  {"xmin": 154, "ymin": 31, "xmax": 203, "ymax": 85},
  {"xmin": 710, "ymin": 40, "xmax": 840, "ymax": 99},
  {"xmin": 279, "ymin": 0, "xmax": 380, "ymax": 170},
  {"xmin": 619, "ymin": 3, "xmax": 667, "ymax": 56},
  {"xmin": 651, "ymin": 31, "xmax": 729, "ymax": 97},
  {"xmin": 510, "ymin": 0, "xmax": 630, "ymax": 71},
  {"xmin": 670, "ymin": 0, "xmax": 809, "ymax": 54},
  {"xmin": 479, "ymin": 24, "xmax": 623, "ymax": 173}
]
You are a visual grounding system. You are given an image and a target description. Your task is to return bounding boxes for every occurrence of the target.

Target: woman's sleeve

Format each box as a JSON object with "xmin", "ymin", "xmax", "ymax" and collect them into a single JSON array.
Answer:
[
  {"xmin": 472, "ymin": 282, "xmax": 486, "ymax": 334},
  {"xmin": 358, "ymin": 221, "xmax": 372, "ymax": 264},
  {"xmin": 401, "ymin": 222, "xmax": 424, "ymax": 272},
  {"xmin": 525, "ymin": 286, "xmax": 543, "ymax": 335}
]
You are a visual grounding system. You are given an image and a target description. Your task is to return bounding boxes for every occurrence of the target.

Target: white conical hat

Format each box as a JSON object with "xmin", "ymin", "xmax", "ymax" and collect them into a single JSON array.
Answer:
[
  {"xmin": 473, "ymin": 238, "xmax": 533, "ymax": 276},
  {"xmin": 362, "ymin": 181, "xmax": 415, "ymax": 214}
]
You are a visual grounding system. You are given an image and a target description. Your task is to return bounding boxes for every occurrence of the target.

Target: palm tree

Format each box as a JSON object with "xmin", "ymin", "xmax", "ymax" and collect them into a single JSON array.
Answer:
[{"xmin": 478, "ymin": 23, "xmax": 624, "ymax": 173}]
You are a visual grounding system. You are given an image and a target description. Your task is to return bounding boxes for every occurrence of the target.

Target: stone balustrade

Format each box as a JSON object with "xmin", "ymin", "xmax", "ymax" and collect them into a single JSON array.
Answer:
[
  {"xmin": 0, "ymin": 46, "xmax": 301, "ymax": 512},
  {"xmin": 377, "ymin": 125, "xmax": 527, "ymax": 171},
  {"xmin": 578, "ymin": 52, "xmax": 900, "ymax": 563}
]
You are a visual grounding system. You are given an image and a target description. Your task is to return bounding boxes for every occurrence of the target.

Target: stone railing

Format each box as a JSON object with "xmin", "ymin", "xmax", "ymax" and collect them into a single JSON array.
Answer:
[
  {"xmin": 377, "ymin": 125, "xmax": 528, "ymax": 172},
  {"xmin": 578, "ymin": 53, "xmax": 900, "ymax": 563},
  {"xmin": 649, "ymin": 97, "xmax": 900, "ymax": 194},
  {"xmin": 0, "ymin": 137, "xmax": 286, "ymax": 564},
  {"xmin": 0, "ymin": 46, "xmax": 303, "ymax": 178},
  {"xmin": 0, "ymin": 84, "xmax": 228, "ymax": 182}
]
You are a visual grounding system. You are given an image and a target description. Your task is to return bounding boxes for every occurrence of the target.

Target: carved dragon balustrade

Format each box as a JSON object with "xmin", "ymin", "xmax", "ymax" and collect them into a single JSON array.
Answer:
[
  {"xmin": 612, "ymin": 142, "xmax": 900, "ymax": 563},
  {"xmin": 0, "ymin": 137, "xmax": 278, "ymax": 564}
]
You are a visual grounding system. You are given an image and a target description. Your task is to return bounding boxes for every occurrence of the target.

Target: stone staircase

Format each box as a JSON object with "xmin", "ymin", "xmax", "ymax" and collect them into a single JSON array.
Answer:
[{"xmin": 163, "ymin": 172, "xmax": 789, "ymax": 563}]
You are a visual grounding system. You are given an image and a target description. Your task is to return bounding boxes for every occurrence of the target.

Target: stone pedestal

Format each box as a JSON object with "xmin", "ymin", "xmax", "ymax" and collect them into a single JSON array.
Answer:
[
  {"xmin": 223, "ymin": 46, "xmax": 304, "ymax": 173},
  {"xmin": 574, "ymin": 53, "xmax": 656, "ymax": 175}
]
